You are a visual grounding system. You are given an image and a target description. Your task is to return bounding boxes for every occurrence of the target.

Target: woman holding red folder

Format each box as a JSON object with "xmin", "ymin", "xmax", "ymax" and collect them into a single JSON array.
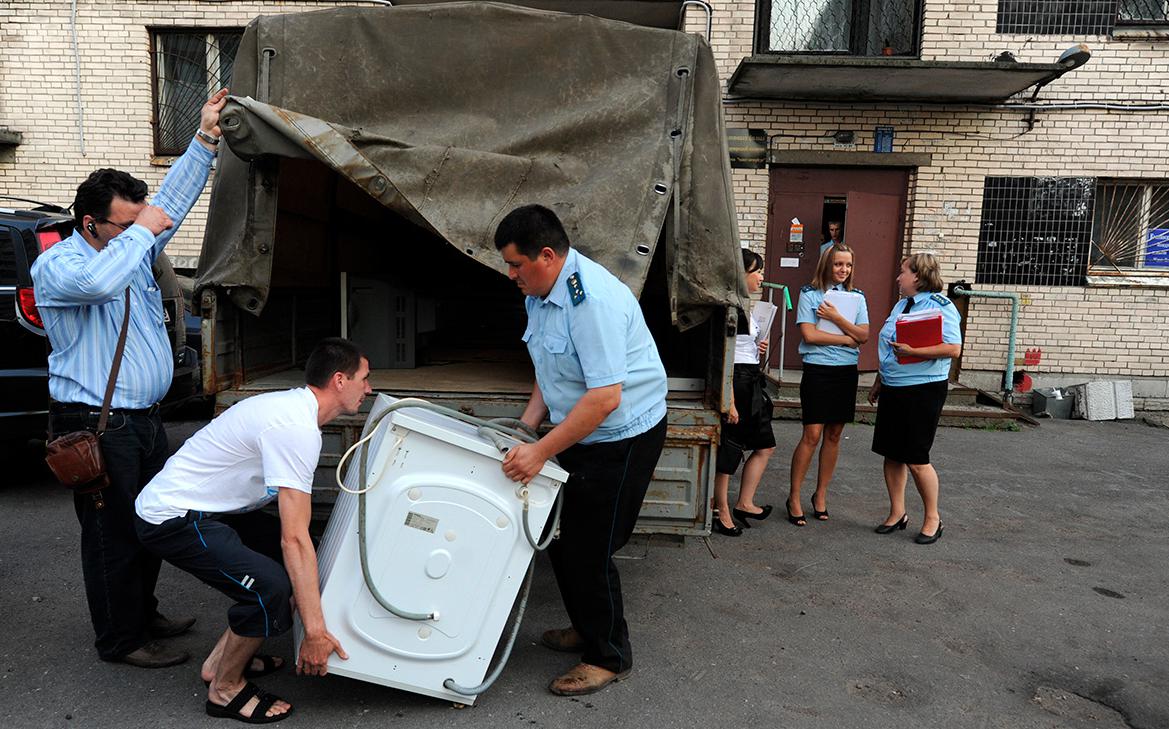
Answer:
[{"xmin": 868, "ymin": 253, "xmax": 962, "ymax": 545}]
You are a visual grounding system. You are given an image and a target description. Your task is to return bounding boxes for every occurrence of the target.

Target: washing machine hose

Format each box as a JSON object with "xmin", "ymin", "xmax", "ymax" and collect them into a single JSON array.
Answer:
[{"xmin": 334, "ymin": 398, "xmax": 564, "ymax": 695}]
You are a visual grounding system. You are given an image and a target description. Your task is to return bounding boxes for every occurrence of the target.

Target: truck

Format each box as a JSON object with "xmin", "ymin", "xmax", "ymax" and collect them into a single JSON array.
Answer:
[{"xmin": 194, "ymin": 1, "xmax": 747, "ymax": 536}]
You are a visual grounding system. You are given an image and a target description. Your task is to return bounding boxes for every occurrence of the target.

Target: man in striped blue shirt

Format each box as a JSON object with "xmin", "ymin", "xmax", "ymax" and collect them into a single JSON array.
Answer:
[{"xmin": 31, "ymin": 89, "xmax": 227, "ymax": 669}]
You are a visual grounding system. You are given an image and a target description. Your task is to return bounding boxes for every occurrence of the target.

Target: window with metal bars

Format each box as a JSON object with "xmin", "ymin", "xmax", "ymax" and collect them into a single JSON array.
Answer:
[
  {"xmin": 1092, "ymin": 181, "xmax": 1169, "ymax": 270},
  {"xmin": 996, "ymin": 0, "xmax": 1168, "ymax": 34},
  {"xmin": 757, "ymin": 0, "xmax": 921, "ymax": 56},
  {"xmin": 151, "ymin": 29, "xmax": 242, "ymax": 157},
  {"xmin": 975, "ymin": 177, "xmax": 1095, "ymax": 286}
]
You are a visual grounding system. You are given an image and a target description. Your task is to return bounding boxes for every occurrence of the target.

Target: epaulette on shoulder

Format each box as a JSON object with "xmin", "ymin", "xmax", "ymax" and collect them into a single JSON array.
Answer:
[
  {"xmin": 930, "ymin": 293, "xmax": 951, "ymax": 306},
  {"xmin": 852, "ymin": 288, "xmax": 863, "ymax": 295},
  {"xmin": 800, "ymin": 284, "xmax": 815, "ymax": 293}
]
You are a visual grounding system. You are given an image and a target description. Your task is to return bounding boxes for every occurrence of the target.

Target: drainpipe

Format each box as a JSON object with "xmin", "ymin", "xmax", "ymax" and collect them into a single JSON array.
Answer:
[{"xmin": 949, "ymin": 282, "xmax": 1019, "ymax": 398}]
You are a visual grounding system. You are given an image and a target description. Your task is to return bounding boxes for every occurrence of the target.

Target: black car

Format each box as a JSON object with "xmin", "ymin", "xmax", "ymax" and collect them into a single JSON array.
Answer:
[{"xmin": 0, "ymin": 197, "xmax": 198, "ymax": 449}]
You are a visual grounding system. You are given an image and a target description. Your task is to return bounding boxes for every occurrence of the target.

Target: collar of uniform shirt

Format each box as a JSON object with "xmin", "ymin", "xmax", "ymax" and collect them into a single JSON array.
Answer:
[{"xmin": 540, "ymin": 247, "xmax": 580, "ymax": 309}]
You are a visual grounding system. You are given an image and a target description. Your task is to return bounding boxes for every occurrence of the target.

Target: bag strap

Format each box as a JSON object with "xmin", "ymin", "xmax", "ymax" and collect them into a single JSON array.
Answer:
[{"xmin": 97, "ymin": 288, "xmax": 132, "ymax": 434}]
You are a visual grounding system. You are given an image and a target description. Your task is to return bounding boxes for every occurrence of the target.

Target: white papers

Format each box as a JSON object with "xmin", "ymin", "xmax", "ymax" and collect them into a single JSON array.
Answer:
[
  {"xmin": 815, "ymin": 290, "xmax": 864, "ymax": 335},
  {"xmin": 896, "ymin": 308, "xmax": 942, "ymax": 323},
  {"xmin": 750, "ymin": 301, "xmax": 777, "ymax": 343}
]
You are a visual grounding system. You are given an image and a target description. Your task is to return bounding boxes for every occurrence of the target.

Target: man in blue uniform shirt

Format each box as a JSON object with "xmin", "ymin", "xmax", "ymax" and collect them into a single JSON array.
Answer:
[
  {"xmin": 495, "ymin": 204, "xmax": 668, "ymax": 696},
  {"xmin": 31, "ymin": 90, "xmax": 228, "ymax": 668}
]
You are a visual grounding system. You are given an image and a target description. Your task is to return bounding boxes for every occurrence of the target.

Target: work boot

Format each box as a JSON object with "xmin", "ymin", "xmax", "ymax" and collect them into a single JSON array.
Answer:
[
  {"xmin": 148, "ymin": 613, "xmax": 196, "ymax": 639},
  {"xmin": 540, "ymin": 627, "xmax": 585, "ymax": 653},
  {"xmin": 117, "ymin": 641, "xmax": 190, "ymax": 669}
]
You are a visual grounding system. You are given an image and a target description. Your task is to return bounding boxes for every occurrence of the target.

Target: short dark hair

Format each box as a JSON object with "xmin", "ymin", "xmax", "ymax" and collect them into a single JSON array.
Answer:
[
  {"xmin": 305, "ymin": 338, "xmax": 364, "ymax": 388},
  {"xmin": 493, "ymin": 204, "xmax": 570, "ymax": 258},
  {"xmin": 741, "ymin": 248, "xmax": 764, "ymax": 274},
  {"xmin": 73, "ymin": 169, "xmax": 149, "ymax": 230}
]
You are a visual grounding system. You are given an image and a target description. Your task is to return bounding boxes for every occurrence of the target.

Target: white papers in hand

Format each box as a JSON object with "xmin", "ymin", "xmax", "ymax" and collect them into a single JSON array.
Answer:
[
  {"xmin": 815, "ymin": 290, "xmax": 864, "ymax": 335},
  {"xmin": 750, "ymin": 301, "xmax": 778, "ymax": 343}
]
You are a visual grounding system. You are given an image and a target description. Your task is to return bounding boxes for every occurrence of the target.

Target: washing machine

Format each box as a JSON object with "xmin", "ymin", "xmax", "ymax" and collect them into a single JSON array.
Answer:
[{"xmin": 296, "ymin": 394, "xmax": 566, "ymax": 704}]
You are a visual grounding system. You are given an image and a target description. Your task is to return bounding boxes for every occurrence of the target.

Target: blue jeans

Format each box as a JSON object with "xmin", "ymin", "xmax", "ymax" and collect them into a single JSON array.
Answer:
[{"xmin": 51, "ymin": 407, "xmax": 169, "ymax": 660}]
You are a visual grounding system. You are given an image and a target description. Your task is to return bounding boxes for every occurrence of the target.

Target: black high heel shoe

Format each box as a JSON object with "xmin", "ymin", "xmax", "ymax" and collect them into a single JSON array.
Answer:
[
  {"xmin": 874, "ymin": 514, "xmax": 908, "ymax": 534},
  {"xmin": 712, "ymin": 518, "xmax": 743, "ymax": 537},
  {"xmin": 914, "ymin": 522, "xmax": 943, "ymax": 545},
  {"xmin": 784, "ymin": 502, "xmax": 806, "ymax": 527},
  {"xmin": 732, "ymin": 505, "xmax": 773, "ymax": 527},
  {"xmin": 810, "ymin": 496, "xmax": 829, "ymax": 521}
]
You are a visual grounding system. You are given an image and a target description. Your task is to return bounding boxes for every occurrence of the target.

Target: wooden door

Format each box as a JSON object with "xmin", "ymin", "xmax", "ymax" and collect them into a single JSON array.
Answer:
[
  {"xmin": 844, "ymin": 190, "xmax": 903, "ymax": 371},
  {"xmin": 765, "ymin": 168, "xmax": 909, "ymax": 372}
]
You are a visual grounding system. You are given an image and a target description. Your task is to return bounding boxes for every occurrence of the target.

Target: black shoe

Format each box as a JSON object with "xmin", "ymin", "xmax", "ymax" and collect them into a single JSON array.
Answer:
[
  {"xmin": 874, "ymin": 514, "xmax": 908, "ymax": 534},
  {"xmin": 732, "ymin": 505, "xmax": 772, "ymax": 526},
  {"xmin": 784, "ymin": 502, "xmax": 806, "ymax": 527},
  {"xmin": 712, "ymin": 519, "xmax": 743, "ymax": 537},
  {"xmin": 810, "ymin": 497, "xmax": 829, "ymax": 521},
  {"xmin": 148, "ymin": 613, "xmax": 196, "ymax": 639},
  {"xmin": 915, "ymin": 523, "xmax": 944, "ymax": 545},
  {"xmin": 117, "ymin": 640, "xmax": 190, "ymax": 669}
]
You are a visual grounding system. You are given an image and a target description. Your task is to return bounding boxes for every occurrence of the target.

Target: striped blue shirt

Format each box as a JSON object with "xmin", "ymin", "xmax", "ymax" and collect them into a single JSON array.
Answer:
[{"xmin": 31, "ymin": 139, "xmax": 215, "ymax": 409}]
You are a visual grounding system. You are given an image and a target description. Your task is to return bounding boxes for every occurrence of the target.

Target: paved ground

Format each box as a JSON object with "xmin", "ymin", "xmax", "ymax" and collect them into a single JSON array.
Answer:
[{"xmin": 1, "ymin": 417, "xmax": 1165, "ymax": 729}]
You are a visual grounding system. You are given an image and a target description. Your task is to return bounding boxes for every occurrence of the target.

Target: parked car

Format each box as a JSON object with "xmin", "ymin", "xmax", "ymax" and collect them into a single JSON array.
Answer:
[{"xmin": 0, "ymin": 196, "xmax": 199, "ymax": 449}]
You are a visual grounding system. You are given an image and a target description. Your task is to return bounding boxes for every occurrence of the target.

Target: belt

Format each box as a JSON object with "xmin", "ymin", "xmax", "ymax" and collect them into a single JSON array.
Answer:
[{"xmin": 50, "ymin": 402, "xmax": 160, "ymax": 417}]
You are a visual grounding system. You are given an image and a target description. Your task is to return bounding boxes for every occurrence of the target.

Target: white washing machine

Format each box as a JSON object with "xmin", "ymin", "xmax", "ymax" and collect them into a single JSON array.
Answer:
[{"xmin": 296, "ymin": 394, "xmax": 567, "ymax": 704}]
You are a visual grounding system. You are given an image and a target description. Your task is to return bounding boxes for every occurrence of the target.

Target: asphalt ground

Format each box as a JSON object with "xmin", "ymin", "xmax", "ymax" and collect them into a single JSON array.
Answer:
[{"xmin": 1, "ymin": 417, "xmax": 1165, "ymax": 729}]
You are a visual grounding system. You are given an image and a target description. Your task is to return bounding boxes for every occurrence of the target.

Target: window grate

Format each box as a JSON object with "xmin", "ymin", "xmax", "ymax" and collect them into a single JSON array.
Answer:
[
  {"xmin": 1117, "ymin": 0, "xmax": 1169, "ymax": 24},
  {"xmin": 996, "ymin": 1, "xmax": 1117, "ymax": 34},
  {"xmin": 763, "ymin": 0, "xmax": 919, "ymax": 56},
  {"xmin": 152, "ymin": 30, "xmax": 242, "ymax": 156},
  {"xmin": 976, "ymin": 177, "xmax": 1095, "ymax": 287}
]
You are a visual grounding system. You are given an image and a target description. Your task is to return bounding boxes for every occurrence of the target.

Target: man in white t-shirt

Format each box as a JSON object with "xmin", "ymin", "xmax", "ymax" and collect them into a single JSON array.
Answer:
[{"xmin": 134, "ymin": 338, "xmax": 371, "ymax": 723}]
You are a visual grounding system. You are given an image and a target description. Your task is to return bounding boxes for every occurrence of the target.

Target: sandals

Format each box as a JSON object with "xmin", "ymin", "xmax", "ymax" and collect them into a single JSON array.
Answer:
[
  {"xmin": 204, "ymin": 654, "xmax": 284, "ymax": 686},
  {"xmin": 205, "ymin": 681, "xmax": 292, "ymax": 724}
]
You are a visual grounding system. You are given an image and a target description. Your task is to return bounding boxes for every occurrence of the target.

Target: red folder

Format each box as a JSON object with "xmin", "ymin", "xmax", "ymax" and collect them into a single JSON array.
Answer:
[{"xmin": 894, "ymin": 312, "xmax": 942, "ymax": 364}]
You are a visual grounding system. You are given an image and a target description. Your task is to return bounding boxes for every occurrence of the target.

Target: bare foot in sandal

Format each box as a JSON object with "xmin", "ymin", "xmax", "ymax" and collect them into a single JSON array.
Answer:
[{"xmin": 206, "ymin": 679, "xmax": 292, "ymax": 724}]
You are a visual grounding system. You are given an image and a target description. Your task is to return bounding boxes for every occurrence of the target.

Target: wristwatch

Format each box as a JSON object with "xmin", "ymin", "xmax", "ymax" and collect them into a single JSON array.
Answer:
[{"xmin": 195, "ymin": 129, "xmax": 221, "ymax": 147}]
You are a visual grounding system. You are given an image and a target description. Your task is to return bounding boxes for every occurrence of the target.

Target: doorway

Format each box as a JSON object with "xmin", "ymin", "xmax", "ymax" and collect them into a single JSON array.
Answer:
[{"xmin": 764, "ymin": 167, "xmax": 910, "ymax": 372}]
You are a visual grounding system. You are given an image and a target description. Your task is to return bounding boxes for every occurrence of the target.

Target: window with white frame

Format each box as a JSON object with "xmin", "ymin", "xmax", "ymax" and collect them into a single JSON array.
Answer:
[
  {"xmin": 759, "ymin": 0, "xmax": 920, "ymax": 56},
  {"xmin": 151, "ymin": 29, "xmax": 242, "ymax": 156},
  {"xmin": 1091, "ymin": 180, "xmax": 1169, "ymax": 270}
]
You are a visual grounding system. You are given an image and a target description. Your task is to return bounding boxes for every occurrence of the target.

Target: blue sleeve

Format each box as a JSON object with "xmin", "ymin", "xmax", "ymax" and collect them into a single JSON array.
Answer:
[
  {"xmin": 148, "ymin": 138, "xmax": 215, "ymax": 260},
  {"xmin": 856, "ymin": 293, "xmax": 869, "ymax": 325},
  {"xmin": 941, "ymin": 302, "xmax": 962, "ymax": 344},
  {"xmin": 795, "ymin": 290, "xmax": 817, "ymax": 325},
  {"xmin": 570, "ymin": 297, "xmax": 629, "ymax": 389},
  {"xmin": 31, "ymin": 232, "xmax": 154, "ymax": 305}
]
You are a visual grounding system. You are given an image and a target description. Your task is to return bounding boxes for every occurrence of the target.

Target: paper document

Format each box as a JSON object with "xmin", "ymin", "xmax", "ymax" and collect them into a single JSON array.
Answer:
[
  {"xmin": 814, "ymin": 290, "xmax": 864, "ymax": 335},
  {"xmin": 750, "ymin": 301, "xmax": 778, "ymax": 343}
]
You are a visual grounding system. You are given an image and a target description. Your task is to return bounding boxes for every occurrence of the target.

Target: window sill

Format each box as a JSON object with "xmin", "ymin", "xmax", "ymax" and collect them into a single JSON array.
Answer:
[
  {"xmin": 1111, "ymin": 26, "xmax": 1169, "ymax": 40},
  {"xmin": 150, "ymin": 155, "xmax": 177, "ymax": 167},
  {"xmin": 1086, "ymin": 271, "xmax": 1169, "ymax": 288}
]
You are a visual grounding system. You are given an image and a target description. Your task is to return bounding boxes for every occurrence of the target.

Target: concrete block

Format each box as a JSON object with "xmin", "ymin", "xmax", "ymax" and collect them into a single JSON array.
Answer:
[{"xmin": 1072, "ymin": 381, "xmax": 1117, "ymax": 421}]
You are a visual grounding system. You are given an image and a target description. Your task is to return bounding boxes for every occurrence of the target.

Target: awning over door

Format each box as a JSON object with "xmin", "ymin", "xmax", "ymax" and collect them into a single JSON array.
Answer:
[{"xmin": 728, "ymin": 56, "xmax": 1069, "ymax": 103}]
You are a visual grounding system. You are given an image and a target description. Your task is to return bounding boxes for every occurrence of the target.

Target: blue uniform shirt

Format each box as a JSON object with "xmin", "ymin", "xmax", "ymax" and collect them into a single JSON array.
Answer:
[
  {"xmin": 796, "ymin": 284, "xmax": 869, "ymax": 366},
  {"xmin": 877, "ymin": 291, "xmax": 962, "ymax": 387},
  {"xmin": 522, "ymin": 248, "xmax": 667, "ymax": 444}
]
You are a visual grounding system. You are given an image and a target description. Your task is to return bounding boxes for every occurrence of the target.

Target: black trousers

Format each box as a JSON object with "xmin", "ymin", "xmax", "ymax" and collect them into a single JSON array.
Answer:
[
  {"xmin": 548, "ymin": 416, "xmax": 667, "ymax": 674},
  {"xmin": 136, "ymin": 510, "xmax": 291, "ymax": 638},
  {"xmin": 51, "ymin": 407, "xmax": 168, "ymax": 661}
]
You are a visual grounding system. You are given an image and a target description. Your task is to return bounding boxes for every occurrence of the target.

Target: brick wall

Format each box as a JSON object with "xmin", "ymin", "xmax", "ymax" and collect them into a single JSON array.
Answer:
[{"xmin": 693, "ymin": 0, "xmax": 1169, "ymax": 381}]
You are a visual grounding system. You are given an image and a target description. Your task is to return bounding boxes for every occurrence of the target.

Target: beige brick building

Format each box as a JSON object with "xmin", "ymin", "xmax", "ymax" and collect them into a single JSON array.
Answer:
[{"xmin": 3, "ymin": 0, "xmax": 1167, "ymax": 411}]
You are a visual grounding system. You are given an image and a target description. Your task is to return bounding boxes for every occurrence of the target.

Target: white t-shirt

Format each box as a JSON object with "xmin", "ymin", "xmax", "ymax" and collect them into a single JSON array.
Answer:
[
  {"xmin": 135, "ymin": 388, "xmax": 322, "ymax": 525},
  {"xmin": 733, "ymin": 314, "xmax": 760, "ymax": 365}
]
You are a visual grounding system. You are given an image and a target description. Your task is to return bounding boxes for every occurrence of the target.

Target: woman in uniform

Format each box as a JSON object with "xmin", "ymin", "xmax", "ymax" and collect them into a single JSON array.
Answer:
[
  {"xmin": 711, "ymin": 249, "xmax": 776, "ymax": 536},
  {"xmin": 786, "ymin": 244, "xmax": 868, "ymax": 526},
  {"xmin": 868, "ymin": 253, "xmax": 962, "ymax": 544}
]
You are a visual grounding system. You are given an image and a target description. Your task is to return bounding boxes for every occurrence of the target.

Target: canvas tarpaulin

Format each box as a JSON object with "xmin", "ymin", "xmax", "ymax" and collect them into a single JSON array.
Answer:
[{"xmin": 198, "ymin": 2, "xmax": 747, "ymax": 329}]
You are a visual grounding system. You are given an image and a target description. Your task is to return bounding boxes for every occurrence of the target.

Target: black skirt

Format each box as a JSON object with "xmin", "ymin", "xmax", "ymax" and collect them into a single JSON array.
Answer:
[
  {"xmin": 799, "ymin": 363, "xmax": 859, "ymax": 425},
  {"xmin": 716, "ymin": 364, "xmax": 776, "ymax": 475},
  {"xmin": 871, "ymin": 379, "xmax": 949, "ymax": 465}
]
